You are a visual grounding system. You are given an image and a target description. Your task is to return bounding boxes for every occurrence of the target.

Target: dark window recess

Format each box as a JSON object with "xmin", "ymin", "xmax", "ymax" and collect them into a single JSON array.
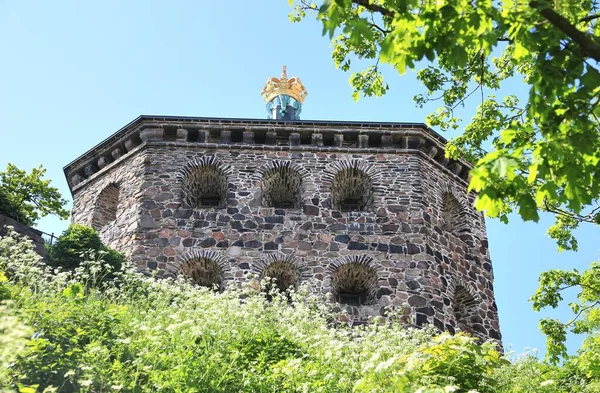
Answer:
[
  {"xmin": 254, "ymin": 131, "xmax": 266, "ymax": 144},
  {"xmin": 164, "ymin": 128, "xmax": 178, "ymax": 141},
  {"xmin": 199, "ymin": 196, "xmax": 222, "ymax": 207},
  {"xmin": 368, "ymin": 133, "xmax": 382, "ymax": 147},
  {"xmin": 300, "ymin": 133, "xmax": 311, "ymax": 145},
  {"xmin": 344, "ymin": 133, "xmax": 358, "ymax": 143},
  {"xmin": 273, "ymin": 200, "xmax": 295, "ymax": 209},
  {"xmin": 209, "ymin": 130, "xmax": 220, "ymax": 141},
  {"xmin": 231, "ymin": 130, "xmax": 243, "ymax": 143},
  {"xmin": 337, "ymin": 291, "xmax": 368, "ymax": 306},
  {"xmin": 186, "ymin": 129, "xmax": 199, "ymax": 142},
  {"xmin": 339, "ymin": 198, "xmax": 364, "ymax": 212}
]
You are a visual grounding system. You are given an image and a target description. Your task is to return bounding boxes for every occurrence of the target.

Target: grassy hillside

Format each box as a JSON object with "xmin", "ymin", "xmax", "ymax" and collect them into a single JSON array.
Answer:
[{"xmin": 0, "ymin": 230, "xmax": 594, "ymax": 393}]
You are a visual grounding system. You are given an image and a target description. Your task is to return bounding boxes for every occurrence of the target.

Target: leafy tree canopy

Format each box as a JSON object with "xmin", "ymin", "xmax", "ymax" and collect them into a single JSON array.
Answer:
[
  {"xmin": 290, "ymin": 0, "xmax": 600, "ymax": 363},
  {"xmin": 290, "ymin": 0, "xmax": 599, "ymax": 241},
  {"xmin": 531, "ymin": 262, "xmax": 600, "ymax": 366},
  {"xmin": 0, "ymin": 163, "xmax": 69, "ymax": 226}
]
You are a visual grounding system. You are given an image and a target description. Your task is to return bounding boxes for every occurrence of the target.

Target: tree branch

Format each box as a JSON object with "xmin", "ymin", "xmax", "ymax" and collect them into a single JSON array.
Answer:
[
  {"xmin": 544, "ymin": 200, "xmax": 600, "ymax": 224},
  {"xmin": 449, "ymin": 83, "xmax": 482, "ymax": 112},
  {"xmin": 530, "ymin": 1, "xmax": 600, "ymax": 62},
  {"xmin": 369, "ymin": 13, "xmax": 390, "ymax": 34},
  {"xmin": 352, "ymin": 0, "xmax": 395, "ymax": 17},
  {"xmin": 298, "ymin": 0, "xmax": 318, "ymax": 11},
  {"xmin": 579, "ymin": 13, "xmax": 600, "ymax": 23},
  {"xmin": 567, "ymin": 300, "xmax": 600, "ymax": 327}
]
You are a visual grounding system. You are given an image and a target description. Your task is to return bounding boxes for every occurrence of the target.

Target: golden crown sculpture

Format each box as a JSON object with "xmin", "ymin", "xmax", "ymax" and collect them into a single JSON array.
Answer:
[{"xmin": 261, "ymin": 66, "xmax": 308, "ymax": 104}]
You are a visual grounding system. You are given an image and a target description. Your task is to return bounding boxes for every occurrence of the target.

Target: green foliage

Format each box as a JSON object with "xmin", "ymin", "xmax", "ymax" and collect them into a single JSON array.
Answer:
[
  {"xmin": 0, "ymin": 164, "xmax": 69, "ymax": 226},
  {"xmin": 547, "ymin": 215, "xmax": 580, "ymax": 252},
  {"xmin": 289, "ymin": 0, "xmax": 600, "ymax": 231},
  {"xmin": 46, "ymin": 224, "xmax": 124, "ymax": 273},
  {"xmin": 289, "ymin": 0, "xmax": 600, "ymax": 367},
  {"xmin": 0, "ymin": 271, "xmax": 9, "ymax": 301},
  {"xmin": 354, "ymin": 334, "xmax": 507, "ymax": 393},
  {"xmin": 531, "ymin": 262, "xmax": 600, "ymax": 369},
  {"xmin": 0, "ymin": 301, "xmax": 33, "ymax": 391},
  {"xmin": 1, "ymin": 230, "xmax": 599, "ymax": 392}
]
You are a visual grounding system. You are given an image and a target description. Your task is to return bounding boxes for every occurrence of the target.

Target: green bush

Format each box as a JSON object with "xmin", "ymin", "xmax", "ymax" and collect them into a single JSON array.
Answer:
[
  {"xmin": 1, "ymin": 230, "xmax": 598, "ymax": 393},
  {"xmin": 0, "ymin": 190, "xmax": 29, "ymax": 225},
  {"xmin": 0, "ymin": 272, "xmax": 9, "ymax": 301},
  {"xmin": 46, "ymin": 224, "xmax": 125, "ymax": 272}
]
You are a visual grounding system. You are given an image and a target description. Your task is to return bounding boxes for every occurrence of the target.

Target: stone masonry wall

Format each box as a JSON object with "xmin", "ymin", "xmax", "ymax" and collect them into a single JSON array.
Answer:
[
  {"xmin": 0, "ymin": 213, "xmax": 46, "ymax": 256},
  {"xmin": 65, "ymin": 117, "xmax": 501, "ymax": 344},
  {"xmin": 121, "ymin": 145, "xmax": 501, "ymax": 342},
  {"xmin": 71, "ymin": 149, "xmax": 146, "ymax": 254},
  {"xmin": 418, "ymin": 158, "xmax": 500, "ymax": 340}
]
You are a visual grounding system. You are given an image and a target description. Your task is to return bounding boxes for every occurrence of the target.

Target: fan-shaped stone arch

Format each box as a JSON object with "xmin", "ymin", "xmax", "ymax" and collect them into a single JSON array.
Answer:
[
  {"xmin": 177, "ymin": 250, "xmax": 229, "ymax": 289},
  {"xmin": 262, "ymin": 260, "xmax": 297, "ymax": 292},
  {"xmin": 447, "ymin": 278, "xmax": 483, "ymax": 335},
  {"xmin": 441, "ymin": 192, "xmax": 464, "ymax": 234},
  {"xmin": 254, "ymin": 161, "xmax": 308, "ymax": 208},
  {"xmin": 251, "ymin": 254, "xmax": 310, "ymax": 289},
  {"xmin": 329, "ymin": 255, "xmax": 379, "ymax": 305},
  {"xmin": 92, "ymin": 183, "xmax": 120, "ymax": 230},
  {"xmin": 178, "ymin": 156, "xmax": 232, "ymax": 208},
  {"xmin": 323, "ymin": 160, "xmax": 381, "ymax": 212}
]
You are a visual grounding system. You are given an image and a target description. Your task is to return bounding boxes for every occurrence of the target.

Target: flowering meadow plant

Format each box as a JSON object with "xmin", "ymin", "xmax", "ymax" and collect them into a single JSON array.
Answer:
[{"xmin": 0, "ymin": 230, "xmax": 596, "ymax": 392}]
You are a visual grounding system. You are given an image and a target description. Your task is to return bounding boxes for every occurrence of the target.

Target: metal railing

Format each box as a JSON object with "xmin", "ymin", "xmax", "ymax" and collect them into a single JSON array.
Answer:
[{"xmin": 38, "ymin": 230, "xmax": 57, "ymax": 245}]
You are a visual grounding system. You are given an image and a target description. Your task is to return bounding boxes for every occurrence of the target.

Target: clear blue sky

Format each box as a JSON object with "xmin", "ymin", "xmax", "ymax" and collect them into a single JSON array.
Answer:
[{"xmin": 0, "ymin": 0, "xmax": 596, "ymax": 357}]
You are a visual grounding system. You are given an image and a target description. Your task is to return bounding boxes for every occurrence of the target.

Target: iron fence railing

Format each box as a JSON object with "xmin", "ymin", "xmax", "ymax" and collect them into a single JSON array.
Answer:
[{"xmin": 38, "ymin": 230, "xmax": 57, "ymax": 245}]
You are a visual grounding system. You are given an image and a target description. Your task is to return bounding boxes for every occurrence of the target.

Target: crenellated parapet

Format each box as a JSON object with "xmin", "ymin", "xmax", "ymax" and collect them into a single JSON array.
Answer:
[
  {"xmin": 65, "ymin": 114, "xmax": 502, "ymax": 345},
  {"xmin": 64, "ymin": 116, "xmax": 472, "ymax": 192}
]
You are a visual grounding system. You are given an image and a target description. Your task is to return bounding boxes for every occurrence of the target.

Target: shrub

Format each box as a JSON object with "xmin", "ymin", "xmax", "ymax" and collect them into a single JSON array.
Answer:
[
  {"xmin": 46, "ymin": 224, "xmax": 124, "ymax": 272},
  {"xmin": 1, "ymin": 230, "xmax": 598, "ymax": 393},
  {"xmin": 0, "ymin": 271, "xmax": 9, "ymax": 301},
  {"xmin": 0, "ymin": 190, "xmax": 29, "ymax": 225}
]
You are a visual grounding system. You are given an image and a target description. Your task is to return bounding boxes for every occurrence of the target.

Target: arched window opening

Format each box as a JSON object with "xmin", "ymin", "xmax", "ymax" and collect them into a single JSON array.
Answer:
[
  {"xmin": 453, "ymin": 285, "xmax": 479, "ymax": 332},
  {"xmin": 332, "ymin": 262, "xmax": 377, "ymax": 306},
  {"xmin": 331, "ymin": 168, "xmax": 373, "ymax": 212},
  {"xmin": 180, "ymin": 256, "xmax": 222, "ymax": 289},
  {"xmin": 442, "ymin": 192, "xmax": 463, "ymax": 233},
  {"xmin": 261, "ymin": 165, "xmax": 303, "ymax": 208},
  {"xmin": 92, "ymin": 183, "xmax": 120, "ymax": 230},
  {"xmin": 261, "ymin": 261, "xmax": 297, "ymax": 299},
  {"xmin": 182, "ymin": 160, "xmax": 228, "ymax": 209}
]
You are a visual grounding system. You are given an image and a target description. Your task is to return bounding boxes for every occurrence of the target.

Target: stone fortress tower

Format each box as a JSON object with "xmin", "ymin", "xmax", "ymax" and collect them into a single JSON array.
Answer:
[{"xmin": 64, "ymin": 67, "xmax": 501, "ymax": 342}]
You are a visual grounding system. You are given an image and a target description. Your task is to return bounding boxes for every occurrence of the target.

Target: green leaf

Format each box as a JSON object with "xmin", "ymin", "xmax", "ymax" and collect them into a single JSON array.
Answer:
[
  {"xmin": 500, "ymin": 128, "xmax": 518, "ymax": 144},
  {"xmin": 490, "ymin": 156, "xmax": 517, "ymax": 178},
  {"xmin": 517, "ymin": 193, "xmax": 539, "ymax": 222},
  {"xmin": 18, "ymin": 386, "xmax": 39, "ymax": 393},
  {"xmin": 513, "ymin": 42, "xmax": 529, "ymax": 59},
  {"xmin": 527, "ymin": 163, "xmax": 538, "ymax": 184},
  {"xmin": 62, "ymin": 283, "xmax": 84, "ymax": 299},
  {"xmin": 474, "ymin": 189, "xmax": 501, "ymax": 217}
]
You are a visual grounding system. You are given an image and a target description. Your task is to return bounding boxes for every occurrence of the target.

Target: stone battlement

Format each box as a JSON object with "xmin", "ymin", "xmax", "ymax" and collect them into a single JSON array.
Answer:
[
  {"xmin": 66, "ymin": 115, "xmax": 501, "ymax": 345},
  {"xmin": 64, "ymin": 116, "xmax": 471, "ymax": 192}
]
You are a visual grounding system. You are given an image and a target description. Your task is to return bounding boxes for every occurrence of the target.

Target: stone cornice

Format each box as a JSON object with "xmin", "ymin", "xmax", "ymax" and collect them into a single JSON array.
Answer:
[{"xmin": 63, "ymin": 115, "xmax": 473, "ymax": 192}]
